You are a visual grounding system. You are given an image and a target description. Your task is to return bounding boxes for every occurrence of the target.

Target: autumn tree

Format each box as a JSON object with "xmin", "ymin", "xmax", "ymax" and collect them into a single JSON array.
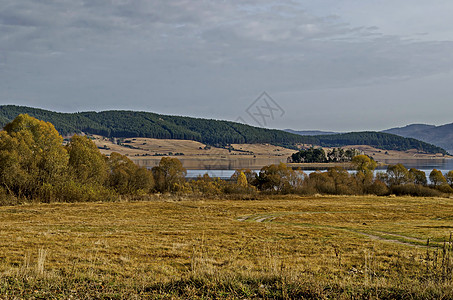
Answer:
[
  {"xmin": 190, "ymin": 174, "xmax": 223, "ymax": 195},
  {"xmin": 230, "ymin": 169, "xmax": 257, "ymax": 186},
  {"xmin": 326, "ymin": 166, "xmax": 359, "ymax": 195},
  {"xmin": 307, "ymin": 171, "xmax": 335, "ymax": 194},
  {"xmin": 0, "ymin": 114, "xmax": 69, "ymax": 198},
  {"xmin": 152, "ymin": 157, "xmax": 187, "ymax": 193},
  {"xmin": 351, "ymin": 155, "xmax": 377, "ymax": 176},
  {"xmin": 256, "ymin": 163, "xmax": 303, "ymax": 193},
  {"xmin": 386, "ymin": 164, "xmax": 410, "ymax": 186},
  {"xmin": 429, "ymin": 169, "xmax": 447, "ymax": 187},
  {"xmin": 108, "ymin": 152, "xmax": 154, "ymax": 194},
  {"xmin": 446, "ymin": 170, "xmax": 453, "ymax": 186},
  {"xmin": 66, "ymin": 135, "xmax": 109, "ymax": 186},
  {"xmin": 351, "ymin": 155, "xmax": 376, "ymax": 191},
  {"xmin": 237, "ymin": 171, "xmax": 248, "ymax": 188},
  {"xmin": 409, "ymin": 168, "xmax": 427, "ymax": 186},
  {"xmin": 225, "ymin": 169, "xmax": 257, "ymax": 194}
]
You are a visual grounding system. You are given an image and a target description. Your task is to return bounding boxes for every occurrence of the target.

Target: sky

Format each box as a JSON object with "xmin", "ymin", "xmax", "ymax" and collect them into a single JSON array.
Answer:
[{"xmin": 1, "ymin": 0, "xmax": 453, "ymax": 132}]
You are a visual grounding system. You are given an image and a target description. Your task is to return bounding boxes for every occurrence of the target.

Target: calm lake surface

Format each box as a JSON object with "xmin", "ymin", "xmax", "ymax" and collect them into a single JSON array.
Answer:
[{"xmin": 186, "ymin": 159, "xmax": 453, "ymax": 179}]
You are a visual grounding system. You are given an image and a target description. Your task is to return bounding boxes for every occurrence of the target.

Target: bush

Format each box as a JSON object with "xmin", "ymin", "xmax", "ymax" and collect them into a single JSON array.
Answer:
[
  {"xmin": 189, "ymin": 174, "xmax": 224, "ymax": 196},
  {"xmin": 305, "ymin": 172, "xmax": 335, "ymax": 194},
  {"xmin": 55, "ymin": 181, "xmax": 117, "ymax": 203},
  {"xmin": 108, "ymin": 152, "xmax": 155, "ymax": 195},
  {"xmin": 305, "ymin": 168, "xmax": 360, "ymax": 195},
  {"xmin": 437, "ymin": 184, "xmax": 453, "ymax": 194},
  {"xmin": 230, "ymin": 169, "xmax": 258, "ymax": 187},
  {"xmin": 224, "ymin": 182, "xmax": 258, "ymax": 195},
  {"xmin": 390, "ymin": 184, "xmax": 441, "ymax": 197},
  {"xmin": 366, "ymin": 180, "xmax": 389, "ymax": 196},
  {"xmin": 0, "ymin": 186, "xmax": 19, "ymax": 206},
  {"xmin": 256, "ymin": 163, "xmax": 304, "ymax": 194}
]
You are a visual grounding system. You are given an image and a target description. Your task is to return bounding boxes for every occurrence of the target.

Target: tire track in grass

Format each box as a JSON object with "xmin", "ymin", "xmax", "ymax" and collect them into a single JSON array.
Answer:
[{"xmin": 237, "ymin": 212, "xmax": 431, "ymax": 248}]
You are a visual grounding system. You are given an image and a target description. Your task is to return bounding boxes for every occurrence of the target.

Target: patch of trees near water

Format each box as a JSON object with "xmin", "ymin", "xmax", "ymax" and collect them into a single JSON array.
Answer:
[{"xmin": 289, "ymin": 147, "xmax": 362, "ymax": 163}]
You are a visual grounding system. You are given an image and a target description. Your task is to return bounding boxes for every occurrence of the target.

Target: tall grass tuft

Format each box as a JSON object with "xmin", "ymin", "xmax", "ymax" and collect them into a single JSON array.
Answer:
[{"xmin": 423, "ymin": 234, "xmax": 453, "ymax": 283}]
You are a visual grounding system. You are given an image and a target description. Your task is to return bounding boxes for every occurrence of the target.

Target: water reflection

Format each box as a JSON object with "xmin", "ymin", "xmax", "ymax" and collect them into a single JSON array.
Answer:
[
  {"xmin": 377, "ymin": 159, "xmax": 453, "ymax": 170},
  {"xmin": 186, "ymin": 170, "xmax": 237, "ymax": 179},
  {"xmin": 186, "ymin": 159, "xmax": 453, "ymax": 181}
]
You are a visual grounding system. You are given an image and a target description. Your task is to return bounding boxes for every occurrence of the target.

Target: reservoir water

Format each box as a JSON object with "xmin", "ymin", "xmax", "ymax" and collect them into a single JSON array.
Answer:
[{"xmin": 185, "ymin": 159, "xmax": 453, "ymax": 180}]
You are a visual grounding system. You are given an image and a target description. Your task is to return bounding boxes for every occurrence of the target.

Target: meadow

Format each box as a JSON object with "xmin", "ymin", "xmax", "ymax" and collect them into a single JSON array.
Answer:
[{"xmin": 1, "ymin": 195, "xmax": 453, "ymax": 299}]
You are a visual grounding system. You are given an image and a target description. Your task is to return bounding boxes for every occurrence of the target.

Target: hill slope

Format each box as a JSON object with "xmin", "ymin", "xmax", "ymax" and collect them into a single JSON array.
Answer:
[
  {"xmin": 0, "ymin": 105, "xmax": 447, "ymax": 154},
  {"xmin": 0, "ymin": 105, "xmax": 319, "ymax": 145},
  {"xmin": 382, "ymin": 124, "xmax": 436, "ymax": 137},
  {"xmin": 384, "ymin": 123, "xmax": 453, "ymax": 152}
]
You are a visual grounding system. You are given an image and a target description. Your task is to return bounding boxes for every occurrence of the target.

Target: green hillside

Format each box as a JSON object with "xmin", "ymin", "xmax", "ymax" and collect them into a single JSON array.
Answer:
[{"xmin": 0, "ymin": 105, "xmax": 447, "ymax": 154}]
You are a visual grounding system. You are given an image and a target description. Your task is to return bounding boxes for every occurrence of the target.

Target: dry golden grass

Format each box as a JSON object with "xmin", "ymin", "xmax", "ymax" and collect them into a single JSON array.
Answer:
[
  {"xmin": 92, "ymin": 136, "xmax": 294, "ymax": 169},
  {"xmin": 1, "ymin": 195, "xmax": 453, "ymax": 298}
]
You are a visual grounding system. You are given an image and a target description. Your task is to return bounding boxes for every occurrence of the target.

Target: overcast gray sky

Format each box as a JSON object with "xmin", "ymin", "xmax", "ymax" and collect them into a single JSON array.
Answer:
[{"xmin": 1, "ymin": 0, "xmax": 453, "ymax": 131}]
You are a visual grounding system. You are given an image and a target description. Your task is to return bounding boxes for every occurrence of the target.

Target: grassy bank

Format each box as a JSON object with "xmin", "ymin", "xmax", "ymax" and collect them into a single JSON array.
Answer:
[{"xmin": 1, "ymin": 195, "xmax": 453, "ymax": 298}]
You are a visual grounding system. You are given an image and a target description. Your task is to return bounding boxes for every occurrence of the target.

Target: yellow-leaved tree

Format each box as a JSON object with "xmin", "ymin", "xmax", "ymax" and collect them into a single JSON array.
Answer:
[
  {"xmin": 152, "ymin": 157, "xmax": 187, "ymax": 193},
  {"xmin": 107, "ymin": 152, "xmax": 155, "ymax": 195},
  {"xmin": 66, "ymin": 135, "xmax": 109, "ymax": 186},
  {"xmin": 0, "ymin": 114, "xmax": 69, "ymax": 198},
  {"xmin": 351, "ymin": 155, "xmax": 377, "ymax": 176},
  {"xmin": 237, "ymin": 171, "xmax": 248, "ymax": 188}
]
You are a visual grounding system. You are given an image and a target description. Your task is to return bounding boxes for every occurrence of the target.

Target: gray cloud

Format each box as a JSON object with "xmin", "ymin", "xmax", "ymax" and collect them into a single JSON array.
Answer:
[{"xmin": 1, "ymin": 0, "xmax": 453, "ymax": 131}]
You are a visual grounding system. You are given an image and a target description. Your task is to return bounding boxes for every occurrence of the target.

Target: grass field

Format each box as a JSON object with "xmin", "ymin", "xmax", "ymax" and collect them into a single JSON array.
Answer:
[{"xmin": 1, "ymin": 195, "xmax": 453, "ymax": 298}]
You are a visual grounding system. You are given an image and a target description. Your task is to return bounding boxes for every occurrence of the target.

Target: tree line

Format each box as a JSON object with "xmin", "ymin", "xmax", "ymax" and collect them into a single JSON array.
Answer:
[
  {"xmin": 0, "ymin": 105, "xmax": 447, "ymax": 154},
  {"xmin": 1, "ymin": 115, "xmax": 452, "ymax": 206},
  {"xmin": 289, "ymin": 148, "xmax": 362, "ymax": 163}
]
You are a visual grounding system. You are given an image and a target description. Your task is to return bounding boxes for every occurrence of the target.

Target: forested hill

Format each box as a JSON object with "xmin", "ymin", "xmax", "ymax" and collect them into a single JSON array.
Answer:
[
  {"xmin": 315, "ymin": 132, "xmax": 448, "ymax": 154},
  {"xmin": 0, "ymin": 105, "xmax": 447, "ymax": 154},
  {"xmin": 383, "ymin": 123, "xmax": 453, "ymax": 153},
  {"xmin": 0, "ymin": 105, "xmax": 319, "ymax": 145}
]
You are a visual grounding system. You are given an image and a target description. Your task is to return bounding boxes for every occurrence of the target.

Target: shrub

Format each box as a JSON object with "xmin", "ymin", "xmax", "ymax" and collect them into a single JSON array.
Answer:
[
  {"xmin": 55, "ymin": 181, "xmax": 117, "ymax": 203},
  {"xmin": 306, "ymin": 171, "xmax": 336, "ymax": 194},
  {"xmin": 0, "ymin": 186, "xmax": 19, "ymax": 206},
  {"xmin": 305, "ymin": 168, "xmax": 361, "ymax": 195},
  {"xmin": 230, "ymin": 169, "xmax": 258, "ymax": 187},
  {"xmin": 390, "ymin": 184, "xmax": 441, "ymax": 197},
  {"xmin": 108, "ymin": 152, "xmax": 155, "ymax": 195},
  {"xmin": 366, "ymin": 180, "xmax": 389, "ymax": 196},
  {"xmin": 437, "ymin": 184, "xmax": 453, "ymax": 194},
  {"xmin": 224, "ymin": 182, "xmax": 257, "ymax": 195},
  {"xmin": 256, "ymin": 163, "xmax": 304, "ymax": 194},
  {"xmin": 189, "ymin": 174, "xmax": 224, "ymax": 196}
]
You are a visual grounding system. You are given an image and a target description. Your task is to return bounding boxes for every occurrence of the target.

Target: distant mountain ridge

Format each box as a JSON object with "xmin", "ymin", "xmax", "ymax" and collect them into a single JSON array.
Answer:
[
  {"xmin": 382, "ymin": 124, "xmax": 436, "ymax": 136},
  {"xmin": 0, "ymin": 105, "xmax": 447, "ymax": 154},
  {"xmin": 383, "ymin": 123, "xmax": 453, "ymax": 153},
  {"xmin": 284, "ymin": 129, "xmax": 338, "ymax": 136}
]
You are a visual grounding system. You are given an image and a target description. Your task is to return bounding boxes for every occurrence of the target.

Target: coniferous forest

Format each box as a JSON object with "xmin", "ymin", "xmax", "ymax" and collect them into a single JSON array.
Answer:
[{"xmin": 0, "ymin": 105, "xmax": 447, "ymax": 154}]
